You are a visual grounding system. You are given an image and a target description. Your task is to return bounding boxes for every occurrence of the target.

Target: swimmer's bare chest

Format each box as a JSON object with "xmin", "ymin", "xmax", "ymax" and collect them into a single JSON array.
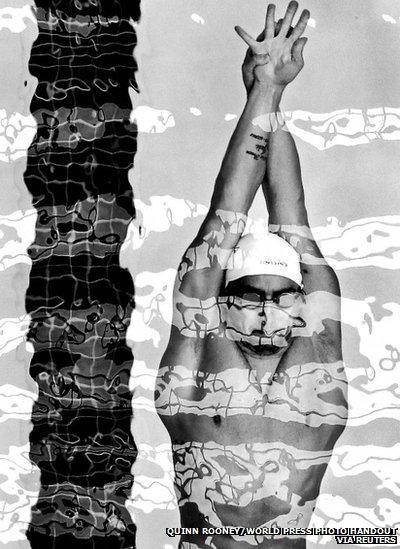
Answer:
[
  {"xmin": 196, "ymin": 337, "xmax": 279, "ymax": 441},
  {"xmin": 199, "ymin": 335, "xmax": 317, "ymax": 432},
  {"xmin": 156, "ymin": 332, "xmax": 323, "ymax": 447}
]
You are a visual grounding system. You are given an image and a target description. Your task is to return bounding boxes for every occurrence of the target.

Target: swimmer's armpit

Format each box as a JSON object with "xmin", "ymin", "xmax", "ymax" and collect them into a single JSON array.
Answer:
[{"xmin": 292, "ymin": 290, "xmax": 341, "ymax": 337}]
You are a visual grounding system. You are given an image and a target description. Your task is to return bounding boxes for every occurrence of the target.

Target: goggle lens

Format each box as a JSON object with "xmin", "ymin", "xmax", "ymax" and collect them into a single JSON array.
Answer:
[{"xmin": 234, "ymin": 291, "xmax": 302, "ymax": 308}]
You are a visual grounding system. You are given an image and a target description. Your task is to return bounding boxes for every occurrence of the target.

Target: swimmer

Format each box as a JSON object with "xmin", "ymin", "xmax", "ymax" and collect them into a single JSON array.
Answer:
[{"xmin": 155, "ymin": 3, "xmax": 348, "ymax": 548}]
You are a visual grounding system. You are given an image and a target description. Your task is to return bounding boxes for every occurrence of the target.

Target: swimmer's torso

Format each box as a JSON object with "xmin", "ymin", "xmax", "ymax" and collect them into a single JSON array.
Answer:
[{"xmin": 155, "ymin": 330, "xmax": 347, "ymax": 548}]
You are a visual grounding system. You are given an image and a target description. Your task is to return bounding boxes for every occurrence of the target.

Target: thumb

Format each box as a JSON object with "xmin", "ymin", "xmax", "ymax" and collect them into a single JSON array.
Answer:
[{"xmin": 292, "ymin": 37, "xmax": 307, "ymax": 64}]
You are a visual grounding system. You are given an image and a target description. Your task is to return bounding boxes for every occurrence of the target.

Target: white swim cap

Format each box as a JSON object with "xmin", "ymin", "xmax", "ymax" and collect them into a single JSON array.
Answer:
[{"xmin": 225, "ymin": 232, "xmax": 303, "ymax": 287}]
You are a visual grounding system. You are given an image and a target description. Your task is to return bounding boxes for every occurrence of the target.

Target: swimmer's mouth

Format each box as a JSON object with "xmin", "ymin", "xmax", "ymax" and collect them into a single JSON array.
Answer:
[
  {"xmin": 237, "ymin": 327, "xmax": 291, "ymax": 357},
  {"xmin": 238, "ymin": 340, "xmax": 282, "ymax": 356}
]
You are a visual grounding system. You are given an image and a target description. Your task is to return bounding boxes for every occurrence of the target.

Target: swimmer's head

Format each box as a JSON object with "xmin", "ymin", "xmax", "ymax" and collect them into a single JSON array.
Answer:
[{"xmin": 221, "ymin": 232, "xmax": 305, "ymax": 357}]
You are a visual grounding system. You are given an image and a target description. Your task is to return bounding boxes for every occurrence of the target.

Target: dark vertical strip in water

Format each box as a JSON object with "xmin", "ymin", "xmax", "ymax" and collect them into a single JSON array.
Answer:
[{"xmin": 25, "ymin": 1, "xmax": 141, "ymax": 548}]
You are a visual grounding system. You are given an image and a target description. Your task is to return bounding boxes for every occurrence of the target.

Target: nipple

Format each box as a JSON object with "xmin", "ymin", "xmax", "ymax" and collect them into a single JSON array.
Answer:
[{"xmin": 213, "ymin": 414, "xmax": 221, "ymax": 425}]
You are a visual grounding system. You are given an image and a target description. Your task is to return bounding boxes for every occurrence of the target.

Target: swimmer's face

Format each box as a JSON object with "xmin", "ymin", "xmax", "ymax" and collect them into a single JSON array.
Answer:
[{"xmin": 222, "ymin": 274, "xmax": 305, "ymax": 356}]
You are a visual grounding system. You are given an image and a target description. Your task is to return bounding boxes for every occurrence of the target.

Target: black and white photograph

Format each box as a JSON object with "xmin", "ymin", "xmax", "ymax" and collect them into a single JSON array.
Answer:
[{"xmin": 0, "ymin": 1, "xmax": 399, "ymax": 549}]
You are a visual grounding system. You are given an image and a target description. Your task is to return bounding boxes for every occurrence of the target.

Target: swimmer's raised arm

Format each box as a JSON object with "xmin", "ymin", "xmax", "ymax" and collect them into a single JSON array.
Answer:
[
  {"xmin": 264, "ymin": 112, "xmax": 341, "ymax": 296},
  {"xmin": 241, "ymin": 2, "xmax": 341, "ymax": 347},
  {"xmin": 178, "ymin": 2, "xmax": 309, "ymax": 302},
  {"xmin": 265, "ymin": 119, "xmax": 343, "ymax": 351},
  {"xmin": 177, "ymin": 85, "xmax": 275, "ymax": 301},
  {"xmin": 159, "ymin": 8, "xmax": 287, "ymax": 378},
  {"xmin": 240, "ymin": 3, "xmax": 338, "ymax": 292}
]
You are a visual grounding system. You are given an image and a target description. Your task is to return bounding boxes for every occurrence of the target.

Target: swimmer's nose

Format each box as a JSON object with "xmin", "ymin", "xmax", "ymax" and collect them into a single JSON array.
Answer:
[
  {"xmin": 258, "ymin": 305, "xmax": 278, "ymax": 320},
  {"xmin": 259, "ymin": 313, "xmax": 286, "ymax": 336}
]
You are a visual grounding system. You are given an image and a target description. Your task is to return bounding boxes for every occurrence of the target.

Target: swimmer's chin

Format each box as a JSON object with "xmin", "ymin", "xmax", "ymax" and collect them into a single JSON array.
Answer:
[{"xmin": 237, "ymin": 340, "xmax": 286, "ymax": 358}]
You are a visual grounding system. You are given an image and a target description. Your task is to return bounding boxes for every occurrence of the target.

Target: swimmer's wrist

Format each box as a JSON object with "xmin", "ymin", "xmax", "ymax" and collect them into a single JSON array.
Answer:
[
  {"xmin": 251, "ymin": 80, "xmax": 285, "ymax": 99},
  {"xmin": 249, "ymin": 81, "xmax": 284, "ymax": 114}
]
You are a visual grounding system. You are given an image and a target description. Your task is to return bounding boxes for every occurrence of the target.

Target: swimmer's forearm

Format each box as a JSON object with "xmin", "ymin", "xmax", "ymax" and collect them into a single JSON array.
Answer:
[
  {"xmin": 265, "ymin": 120, "xmax": 341, "ymax": 296},
  {"xmin": 210, "ymin": 82, "xmax": 283, "ymax": 215},
  {"xmin": 264, "ymin": 121, "xmax": 308, "ymax": 226},
  {"xmin": 177, "ymin": 83, "xmax": 283, "ymax": 299}
]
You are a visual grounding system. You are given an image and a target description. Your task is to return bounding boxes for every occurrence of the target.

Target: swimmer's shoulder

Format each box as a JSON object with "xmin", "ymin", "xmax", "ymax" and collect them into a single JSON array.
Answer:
[{"xmin": 160, "ymin": 324, "xmax": 203, "ymax": 370}]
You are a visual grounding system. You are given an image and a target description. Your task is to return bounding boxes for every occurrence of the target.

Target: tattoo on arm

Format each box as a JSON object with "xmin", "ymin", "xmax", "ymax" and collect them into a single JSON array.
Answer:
[
  {"xmin": 246, "ymin": 133, "xmax": 268, "ymax": 161},
  {"xmin": 250, "ymin": 133, "xmax": 264, "ymax": 141}
]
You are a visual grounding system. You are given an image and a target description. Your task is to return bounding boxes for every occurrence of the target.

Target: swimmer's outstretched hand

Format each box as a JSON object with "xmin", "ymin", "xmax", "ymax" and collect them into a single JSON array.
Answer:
[{"xmin": 236, "ymin": 1, "xmax": 310, "ymax": 92}]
